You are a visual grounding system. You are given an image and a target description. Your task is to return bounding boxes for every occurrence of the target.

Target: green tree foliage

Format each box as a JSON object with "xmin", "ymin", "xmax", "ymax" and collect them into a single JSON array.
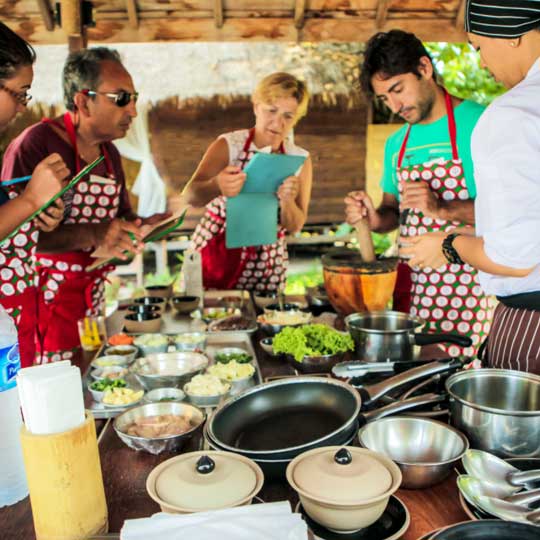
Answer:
[{"xmin": 426, "ymin": 43, "xmax": 506, "ymax": 105}]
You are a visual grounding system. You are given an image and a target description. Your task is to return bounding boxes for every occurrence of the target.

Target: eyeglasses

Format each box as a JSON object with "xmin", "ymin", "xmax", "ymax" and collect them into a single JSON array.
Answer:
[
  {"xmin": 0, "ymin": 84, "xmax": 31, "ymax": 106},
  {"xmin": 81, "ymin": 89, "xmax": 139, "ymax": 107}
]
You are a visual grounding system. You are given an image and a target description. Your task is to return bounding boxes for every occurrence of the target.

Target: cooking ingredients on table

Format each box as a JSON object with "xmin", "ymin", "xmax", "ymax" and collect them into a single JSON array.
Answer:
[
  {"xmin": 90, "ymin": 378, "xmax": 127, "ymax": 392},
  {"xmin": 215, "ymin": 348, "xmax": 252, "ymax": 364},
  {"xmin": 184, "ymin": 374, "xmax": 231, "ymax": 397},
  {"xmin": 144, "ymin": 388, "xmax": 186, "ymax": 404},
  {"xmin": 133, "ymin": 333, "xmax": 169, "ymax": 355},
  {"xmin": 91, "ymin": 354, "xmax": 129, "ymax": 368},
  {"xmin": 92, "ymin": 366, "xmax": 129, "ymax": 381},
  {"xmin": 207, "ymin": 361, "xmax": 255, "ymax": 382},
  {"xmin": 257, "ymin": 310, "xmax": 312, "ymax": 327},
  {"xmin": 209, "ymin": 315, "xmax": 253, "ymax": 332},
  {"xmin": 108, "ymin": 333, "xmax": 134, "ymax": 346},
  {"xmin": 273, "ymin": 324, "xmax": 354, "ymax": 363},
  {"xmin": 124, "ymin": 413, "xmax": 193, "ymax": 438},
  {"xmin": 102, "ymin": 387, "xmax": 144, "ymax": 407}
]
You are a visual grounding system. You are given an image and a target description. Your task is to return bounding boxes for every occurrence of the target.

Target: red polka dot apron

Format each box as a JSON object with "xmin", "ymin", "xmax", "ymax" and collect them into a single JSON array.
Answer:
[
  {"xmin": 191, "ymin": 128, "xmax": 288, "ymax": 292},
  {"xmin": 35, "ymin": 113, "xmax": 120, "ymax": 362},
  {"xmin": 397, "ymin": 91, "xmax": 490, "ymax": 357},
  {"xmin": 0, "ymin": 187, "xmax": 39, "ymax": 368}
]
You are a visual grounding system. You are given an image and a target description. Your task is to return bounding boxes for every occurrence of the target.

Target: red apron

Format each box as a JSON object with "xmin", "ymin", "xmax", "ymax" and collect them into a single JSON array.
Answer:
[
  {"xmin": 0, "ymin": 187, "xmax": 39, "ymax": 367},
  {"xmin": 35, "ymin": 113, "xmax": 120, "ymax": 362},
  {"xmin": 191, "ymin": 129, "xmax": 289, "ymax": 292},
  {"xmin": 397, "ymin": 91, "xmax": 490, "ymax": 357}
]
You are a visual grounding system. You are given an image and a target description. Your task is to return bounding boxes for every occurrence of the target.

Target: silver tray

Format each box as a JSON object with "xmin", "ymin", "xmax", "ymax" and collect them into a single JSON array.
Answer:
[{"xmin": 83, "ymin": 331, "xmax": 261, "ymax": 419}]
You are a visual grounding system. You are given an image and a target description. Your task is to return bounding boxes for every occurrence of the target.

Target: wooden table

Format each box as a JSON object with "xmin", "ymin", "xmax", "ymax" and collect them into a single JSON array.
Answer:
[{"xmin": 0, "ymin": 336, "xmax": 469, "ymax": 540}]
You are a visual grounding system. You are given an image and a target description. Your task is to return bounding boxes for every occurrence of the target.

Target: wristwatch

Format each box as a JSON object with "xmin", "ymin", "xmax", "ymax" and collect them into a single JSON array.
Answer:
[{"xmin": 442, "ymin": 233, "xmax": 464, "ymax": 265}]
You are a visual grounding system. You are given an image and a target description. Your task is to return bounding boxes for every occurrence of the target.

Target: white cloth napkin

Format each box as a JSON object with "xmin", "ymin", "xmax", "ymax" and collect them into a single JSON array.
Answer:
[
  {"xmin": 120, "ymin": 501, "xmax": 308, "ymax": 540},
  {"xmin": 17, "ymin": 362, "xmax": 85, "ymax": 435}
]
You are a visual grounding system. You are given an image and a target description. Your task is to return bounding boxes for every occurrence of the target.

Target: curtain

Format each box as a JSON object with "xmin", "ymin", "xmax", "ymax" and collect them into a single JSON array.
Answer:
[{"xmin": 114, "ymin": 104, "xmax": 167, "ymax": 217}]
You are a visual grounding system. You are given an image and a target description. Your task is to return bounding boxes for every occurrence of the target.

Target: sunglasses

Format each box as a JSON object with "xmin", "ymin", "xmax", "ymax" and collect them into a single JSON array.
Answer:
[
  {"xmin": 0, "ymin": 84, "xmax": 31, "ymax": 106},
  {"xmin": 81, "ymin": 89, "xmax": 139, "ymax": 107}
]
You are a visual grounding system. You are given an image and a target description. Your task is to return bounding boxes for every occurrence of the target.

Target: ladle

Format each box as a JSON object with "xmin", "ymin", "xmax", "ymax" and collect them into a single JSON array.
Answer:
[
  {"xmin": 474, "ymin": 495, "xmax": 540, "ymax": 525},
  {"xmin": 354, "ymin": 218, "xmax": 376, "ymax": 263},
  {"xmin": 462, "ymin": 450, "xmax": 540, "ymax": 493},
  {"xmin": 457, "ymin": 475, "xmax": 540, "ymax": 508}
]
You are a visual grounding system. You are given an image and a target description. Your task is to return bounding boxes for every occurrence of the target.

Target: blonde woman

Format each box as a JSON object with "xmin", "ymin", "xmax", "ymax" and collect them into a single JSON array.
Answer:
[{"xmin": 186, "ymin": 72, "xmax": 313, "ymax": 291}]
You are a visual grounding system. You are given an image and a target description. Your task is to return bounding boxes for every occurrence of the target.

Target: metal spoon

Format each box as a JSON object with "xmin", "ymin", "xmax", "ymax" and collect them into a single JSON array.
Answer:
[
  {"xmin": 474, "ymin": 495, "xmax": 540, "ymax": 525},
  {"xmin": 462, "ymin": 450, "xmax": 540, "ymax": 493},
  {"xmin": 458, "ymin": 475, "xmax": 540, "ymax": 508}
]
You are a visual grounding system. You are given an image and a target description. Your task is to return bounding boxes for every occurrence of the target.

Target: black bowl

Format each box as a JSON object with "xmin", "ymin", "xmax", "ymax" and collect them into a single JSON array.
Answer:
[
  {"xmin": 265, "ymin": 302, "xmax": 305, "ymax": 312},
  {"xmin": 125, "ymin": 312, "xmax": 161, "ymax": 322},
  {"xmin": 127, "ymin": 304, "xmax": 160, "ymax": 315},
  {"xmin": 134, "ymin": 296, "xmax": 164, "ymax": 306}
]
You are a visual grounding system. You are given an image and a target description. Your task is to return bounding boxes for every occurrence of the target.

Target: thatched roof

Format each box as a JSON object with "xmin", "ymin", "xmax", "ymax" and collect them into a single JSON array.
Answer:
[
  {"xmin": 4, "ymin": 1, "xmax": 467, "ymax": 45},
  {"xmin": 30, "ymin": 42, "xmax": 364, "ymax": 108}
]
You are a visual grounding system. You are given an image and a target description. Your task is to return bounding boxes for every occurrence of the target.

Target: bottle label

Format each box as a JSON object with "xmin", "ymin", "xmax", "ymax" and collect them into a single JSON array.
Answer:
[{"xmin": 0, "ymin": 343, "xmax": 20, "ymax": 392}]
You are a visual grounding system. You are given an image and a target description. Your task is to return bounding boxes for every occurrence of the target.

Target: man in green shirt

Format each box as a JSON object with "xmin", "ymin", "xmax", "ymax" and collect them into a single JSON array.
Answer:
[{"xmin": 345, "ymin": 30, "xmax": 489, "ymax": 357}]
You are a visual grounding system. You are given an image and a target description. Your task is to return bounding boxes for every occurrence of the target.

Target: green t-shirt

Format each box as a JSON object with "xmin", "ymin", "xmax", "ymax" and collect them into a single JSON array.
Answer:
[{"xmin": 380, "ymin": 100, "xmax": 485, "ymax": 200}]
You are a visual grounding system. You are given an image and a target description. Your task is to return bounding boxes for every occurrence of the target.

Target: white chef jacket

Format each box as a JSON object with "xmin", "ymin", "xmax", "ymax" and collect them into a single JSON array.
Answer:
[{"xmin": 471, "ymin": 58, "xmax": 540, "ymax": 296}]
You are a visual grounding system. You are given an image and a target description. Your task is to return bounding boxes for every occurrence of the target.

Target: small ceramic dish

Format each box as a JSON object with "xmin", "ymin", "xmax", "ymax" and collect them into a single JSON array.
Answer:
[
  {"xmin": 91, "ymin": 354, "xmax": 130, "ymax": 370},
  {"xmin": 91, "ymin": 365, "xmax": 129, "ymax": 381},
  {"xmin": 124, "ymin": 312, "xmax": 162, "ymax": 333},
  {"xmin": 104, "ymin": 345, "xmax": 138, "ymax": 364},
  {"xmin": 171, "ymin": 295, "xmax": 200, "ymax": 314},
  {"xmin": 144, "ymin": 285, "xmax": 173, "ymax": 299},
  {"xmin": 144, "ymin": 387, "xmax": 186, "ymax": 404},
  {"xmin": 173, "ymin": 332, "xmax": 207, "ymax": 352},
  {"xmin": 133, "ymin": 334, "xmax": 170, "ymax": 356}
]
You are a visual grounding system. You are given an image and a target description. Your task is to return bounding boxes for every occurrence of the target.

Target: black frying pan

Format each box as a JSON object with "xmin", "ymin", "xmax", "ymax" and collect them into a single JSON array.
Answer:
[{"xmin": 429, "ymin": 520, "xmax": 539, "ymax": 540}]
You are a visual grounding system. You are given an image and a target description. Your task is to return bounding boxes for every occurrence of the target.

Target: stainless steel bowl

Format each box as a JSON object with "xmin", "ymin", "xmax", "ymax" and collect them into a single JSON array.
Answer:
[
  {"xmin": 184, "ymin": 387, "xmax": 231, "ymax": 408},
  {"xmin": 143, "ymin": 387, "xmax": 186, "ymax": 403},
  {"xmin": 132, "ymin": 352, "xmax": 209, "ymax": 390},
  {"xmin": 104, "ymin": 345, "xmax": 138, "ymax": 364},
  {"xmin": 358, "ymin": 416, "xmax": 469, "ymax": 489},
  {"xmin": 113, "ymin": 401, "xmax": 205, "ymax": 455},
  {"xmin": 286, "ymin": 352, "xmax": 345, "ymax": 374},
  {"xmin": 173, "ymin": 332, "xmax": 207, "ymax": 352}
]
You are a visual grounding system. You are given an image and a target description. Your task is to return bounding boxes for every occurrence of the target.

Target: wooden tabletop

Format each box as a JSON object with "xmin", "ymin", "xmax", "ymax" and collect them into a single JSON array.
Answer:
[{"xmin": 0, "ymin": 332, "xmax": 469, "ymax": 540}]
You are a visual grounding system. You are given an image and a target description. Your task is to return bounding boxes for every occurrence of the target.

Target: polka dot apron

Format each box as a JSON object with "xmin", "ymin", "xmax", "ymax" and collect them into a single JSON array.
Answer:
[
  {"xmin": 35, "ymin": 113, "xmax": 120, "ymax": 363},
  {"xmin": 191, "ymin": 128, "xmax": 288, "ymax": 292},
  {"xmin": 0, "ymin": 188, "xmax": 39, "ymax": 368},
  {"xmin": 397, "ymin": 91, "xmax": 490, "ymax": 357}
]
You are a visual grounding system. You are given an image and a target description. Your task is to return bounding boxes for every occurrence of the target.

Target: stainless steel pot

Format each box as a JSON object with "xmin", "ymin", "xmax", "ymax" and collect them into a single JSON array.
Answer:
[
  {"xmin": 345, "ymin": 311, "xmax": 473, "ymax": 363},
  {"xmin": 446, "ymin": 369, "xmax": 540, "ymax": 458}
]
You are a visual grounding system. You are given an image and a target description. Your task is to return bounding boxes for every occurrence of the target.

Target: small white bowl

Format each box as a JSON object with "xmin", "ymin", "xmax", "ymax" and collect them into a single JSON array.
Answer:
[
  {"xmin": 91, "ymin": 354, "xmax": 130, "ymax": 369},
  {"xmin": 104, "ymin": 345, "xmax": 138, "ymax": 364},
  {"xmin": 144, "ymin": 387, "xmax": 186, "ymax": 404},
  {"xmin": 91, "ymin": 365, "xmax": 129, "ymax": 381}
]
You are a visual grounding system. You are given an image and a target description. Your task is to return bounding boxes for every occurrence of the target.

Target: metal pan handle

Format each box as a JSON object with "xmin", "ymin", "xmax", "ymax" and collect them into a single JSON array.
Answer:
[
  {"xmin": 414, "ymin": 333, "xmax": 473, "ymax": 348},
  {"xmin": 356, "ymin": 358, "xmax": 462, "ymax": 406},
  {"xmin": 360, "ymin": 392, "xmax": 446, "ymax": 425}
]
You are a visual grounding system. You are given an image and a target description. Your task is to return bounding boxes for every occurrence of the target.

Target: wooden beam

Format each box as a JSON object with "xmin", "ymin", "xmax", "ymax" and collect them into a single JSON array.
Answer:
[
  {"xmin": 6, "ymin": 17, "xmax": 467, "ymax": 45},
  {"xmin": 375, "ymin": 0, "xmax": 391, "ymax": 29},
  {"xmin": 60, "ymin": 0, "xmax": 86, "ymax": 51},
  {"xmin": 294, "ymin": 0, "xmax": 306, "ymax": 29},
  {"xmin": 126, "ymin": 0, "xmax": 139, "ymax": 29},
  {"xmin": 213, "ymin": 0, "xmax": 223, "ymax": 29},
  {"xmin": 36, "ymin": 0, "xmax": 54, "ymax": 31},
  {"xmin": 455, "ymin": 0, "xmax": 466, "ymax": 30}
]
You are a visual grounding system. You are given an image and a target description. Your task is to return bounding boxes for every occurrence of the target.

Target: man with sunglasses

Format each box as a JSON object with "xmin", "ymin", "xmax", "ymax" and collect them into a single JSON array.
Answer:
[{"xmin": 2, "ymin": 47, "xmax": 167, "ymax": 363}]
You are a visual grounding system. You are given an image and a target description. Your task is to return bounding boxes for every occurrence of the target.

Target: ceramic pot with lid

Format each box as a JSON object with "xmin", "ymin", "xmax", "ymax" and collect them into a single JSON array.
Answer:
[
  {"xmin": 146, "ymin": 450, "xmax": 264, "ymax": 513},
  {"xmin": 286, "ymin": 446, "xmax": 402, "ymax": 533}
]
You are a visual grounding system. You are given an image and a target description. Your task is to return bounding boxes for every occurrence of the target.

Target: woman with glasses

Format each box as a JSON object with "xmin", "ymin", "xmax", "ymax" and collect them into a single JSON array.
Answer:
[
  {"xmin": 2, "ymin": 46, "xmax": 163, "ymax": 363},
  {"xmin": 0, "ymin": 22, "xmax": 70, "ymax": 367},
  {"xmin": 402, "ymin": 0, "xmax": 540, "ymax": 373},
  {"xmin": 186, "ymin": 72, "xmax": 313, "ymax": 292}
]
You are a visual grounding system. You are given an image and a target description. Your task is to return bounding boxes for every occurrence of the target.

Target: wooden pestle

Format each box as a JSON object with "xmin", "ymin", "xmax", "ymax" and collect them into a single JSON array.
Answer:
[{"xmin": 354, "ymin": 218, "xmax": 376, "ymax": 263}]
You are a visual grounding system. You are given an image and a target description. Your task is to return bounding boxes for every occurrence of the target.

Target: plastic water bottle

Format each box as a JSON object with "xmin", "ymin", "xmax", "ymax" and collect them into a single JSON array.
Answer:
[{"xmin": 0, "ymin": 306, "xmax": 28, "ymax": 507}]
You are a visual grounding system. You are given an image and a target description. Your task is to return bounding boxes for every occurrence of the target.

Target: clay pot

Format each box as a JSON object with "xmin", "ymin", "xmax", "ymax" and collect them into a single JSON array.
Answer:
[{"xmin": 322, "ymin": 249, "xmax": 398, "ymax": 316}]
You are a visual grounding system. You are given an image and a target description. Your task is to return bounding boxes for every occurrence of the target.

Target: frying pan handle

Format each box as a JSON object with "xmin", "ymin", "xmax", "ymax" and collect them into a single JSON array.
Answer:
[
  {"xmin": 414, "ymin": 333, "xmax": 473, "ymax": 348},
  {"xmin": 360, "ymin": 393, "xmax": 446, "ymax": 424},
  {"xmin": 510, "ymin": 470, "xmax": 540, "ymax": 486},
  {"xmin": 357, "ymin": 358, "xmax": 462, "ymax": 406}
]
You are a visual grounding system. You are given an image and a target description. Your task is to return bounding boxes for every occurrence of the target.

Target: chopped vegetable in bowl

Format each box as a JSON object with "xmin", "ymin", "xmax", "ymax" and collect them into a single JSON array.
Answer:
[
  {"xmin": 184, "ymin": 374, "xmax": 230, "ymax": 396},
  {"xmin": 272, "ymin": 324, "xmax": 354, "ymax": 363},
  {"xmin": 215, "ymin": 351, "xmax": 252, "ymax": 364},
  {"xmin": 207, "ymin": 360, "xmax": 255, "ymax": 381},
  {"xmin": 90, "ymin": 378, "xmax": 127, "ymax": 392}
]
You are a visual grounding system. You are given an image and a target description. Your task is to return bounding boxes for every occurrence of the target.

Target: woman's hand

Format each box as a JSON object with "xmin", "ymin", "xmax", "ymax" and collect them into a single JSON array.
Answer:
[
  {"xmin": 216, "ymin": 165, "xmax": 246, "ymax": 197},
  {"xmin": 35, "ymin": 199, "xmax": 65, "ymax": 232},
  {"xmin": 399, "ymin": 231, "xmax": 448, "ymax": 269},
  {"xmin": 277, "ymin": 176, "xmax": 299, "ymax": 205},
  {"xmin": 24, "ymin": 153, "xmax": 70, "ymax": 210}
]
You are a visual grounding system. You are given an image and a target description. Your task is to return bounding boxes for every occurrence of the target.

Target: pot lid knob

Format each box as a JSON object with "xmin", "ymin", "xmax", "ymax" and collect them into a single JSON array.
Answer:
[
  {"xmin": 334, "ymin": 448, "xmax": 352, "ymax": 465},
  {"xmin": 196, "ymin": 455, "xmax": 215, "ymax": 474}
]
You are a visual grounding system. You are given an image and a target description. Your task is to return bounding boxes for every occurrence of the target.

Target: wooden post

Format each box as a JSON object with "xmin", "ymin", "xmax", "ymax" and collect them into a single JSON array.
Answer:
[
  {"xmin": 375, "ymin": 0, "xmax": 390, "ymax": 28},
  {"xmin": 455, "ymin": 0, "xmax": 466, "ymax": 30},
  {"xmin": 126, "ymin": 0, "xmax": 139, "ymax": 29},
  {"xmin": 294, "ymin": 0, "xmax": 306, "ymax": 29},
  {"xmin": 60, "ymin": 0, "xmax": 86, "ymax": 51},
  {"xmin": 214, "ymin": 0, "xmax": 224, "ymax": 28},
  {"xmin": 36, "ymin": 0, "xmax": 54, "ymax": 31}
]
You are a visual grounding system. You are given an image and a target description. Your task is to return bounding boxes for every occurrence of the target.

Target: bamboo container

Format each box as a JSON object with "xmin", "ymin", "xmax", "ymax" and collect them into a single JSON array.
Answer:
[{"xmin": 20, "ymin": 412, "xmax": 108, "ymax": 540}]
